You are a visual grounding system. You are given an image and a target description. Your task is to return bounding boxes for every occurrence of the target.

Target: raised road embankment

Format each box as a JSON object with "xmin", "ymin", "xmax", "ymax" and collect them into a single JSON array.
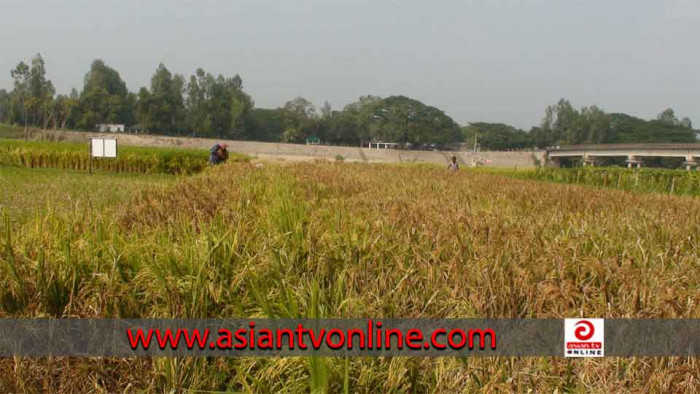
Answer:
[{"xmin": 62, "ymin": 131, "xmax": 543, "ymax": 168}]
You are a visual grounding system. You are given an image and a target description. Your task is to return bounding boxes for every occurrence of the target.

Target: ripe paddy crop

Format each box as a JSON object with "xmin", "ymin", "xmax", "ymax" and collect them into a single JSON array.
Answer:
[
  {"xmin": 528, "ymin": 166, "xmax": 700, "ymax": 196},
  {"xmin": 0, "ymin": 138, "xmax": 248, "ymax": 175},
  {"xmin": 1, "ymin": 161, "xmax": 699, "ymax": 392},
  {"xmin": 0, "ymin": 165, "xmax": 175, "ymax": 224}
]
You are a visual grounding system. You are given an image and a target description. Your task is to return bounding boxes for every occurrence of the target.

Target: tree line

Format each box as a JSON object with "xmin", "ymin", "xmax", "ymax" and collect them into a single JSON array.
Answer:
[
  {"xmin": 0, "ymin": 54, "xmax": 697, "ymax": 149},
  {"xmin": 465, "ymin": 100, "xmax": 697, "ymax": 150}
]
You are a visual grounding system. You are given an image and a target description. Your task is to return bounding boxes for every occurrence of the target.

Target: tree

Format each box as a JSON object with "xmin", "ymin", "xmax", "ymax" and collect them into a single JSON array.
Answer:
[
  {"xmin": 367, "ymin": 96, "xmax": 461, "ymax": 145},
  {"xmin": 320, "ymin": 101, "xmax": 332, "ymax": 119},
  {"xmin": 607, "ymin": 113, "xmax": 696, "ymax": 143},
  {"xmin": 657, "ymin": 108, "xmax": 678, "ymax": 126},
  {"xmin": 184, "ymin": 69, "xmax": 252, "ymax": 139},
  {"xmin": 326, "ymin": 109, "xmax": 360, "ymax": 145},
  {"xmin": 578, "ymin": 106, "xmax": 609, "ymax": 144},
  {"xmin": 553, "ymin": 99, "xmax": 577, "ymax": 144},
  {"xmin": 29, "ymin": 54, "xmax": 55, "ymax": 131},
  {"xmin": 51, "ymin": 94, "xmax": 79, "ymax": 130},
  {"xmin": 540, "ymin": 104, "xmax": 556, "ymax": 145},
  {"xmin": 536, "ymin": 99, "xmax": 610, "ymax": 146},
  {"xmin": 28, "ymin": 54, "xmax": 54, "ymax": 101},
  {"xmin": 77, "ymin": 59, "xmax": 132, "ymax": 129},
  {"xmin": 244, "ymin": 108, "xmax": 285, "ymax": 141},
  {"xmin": 280, "ymin": 97, "xmax": 317, "ymax": 142},
  {"xmin": 281, "ymin": 128, "xmax": 303, "ymax": 143},
  {"xmin": 0, "ymin": 89, "xmax": 10, "ymax": 123},
  {"xmin": 227, "ymin": 75, "xmax": 253, "ymax": 139},
  {"xmin": 10, "ymin": 61, "xmax": 31, "ymax": 130},
  {"xmin": 185, "ymin": 69, "xmax": 209, "ymax": 137},
  {"xmin": 82, "ymin": 59, "xmax": 127, "ymax": 97},
  {"xmin": 463, "ymin": 122, "xmax": 532, "ymax": 150},
  {"xmin": 311, "ymin": 101, "xmax": 333, "ymax": 142},
  {"xmin": 136, "ymin": 63, "xmax": 185, "ymax": 133},
  {"xmin": 206, "ymin": 74, "xmax": 233, "ymax": 139},
  {"xmin": 346, "ymin": 95, "xmax": 382, "ymax": 146},
  {"xmin": 283, "ymin": 97, "xmax": 316, "ymax": 120},
  {"xmin": 680, "ymin": 117, "xmax": 692, "ymax": 129},
  {"xmin": 135, "ymin": 88, "xmax": 152, "ymax": 132},
  {"xmin": 6, "ymin": 54, "xmax": 55, "ymax": 133}
]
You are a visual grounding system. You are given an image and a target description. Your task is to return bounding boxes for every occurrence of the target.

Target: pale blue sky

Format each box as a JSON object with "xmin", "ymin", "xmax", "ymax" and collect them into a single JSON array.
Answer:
[{"xmin": 1, "ymin": 0, "xmax": 698, "ymax": 128}]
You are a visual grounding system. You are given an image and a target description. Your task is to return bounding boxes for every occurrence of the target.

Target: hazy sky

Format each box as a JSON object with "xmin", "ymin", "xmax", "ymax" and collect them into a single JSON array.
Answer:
[{"xmin": 1, "ymin": 0, "xmax": 698, "ymax": 128}]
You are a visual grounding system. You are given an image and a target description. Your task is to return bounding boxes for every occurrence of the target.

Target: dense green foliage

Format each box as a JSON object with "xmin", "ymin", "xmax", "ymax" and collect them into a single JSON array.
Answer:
[
  {"xmin": 525, "ymin": 166, "xmax": 700, "ymax": 196},
  {"xmin": 466, "ymin": 100, "xmax": 697, "ymax": 151},
  {"xmin": 0, "ymin": 139, "xmax": 246, "ymax": 174},
  {"xmin": 76, "ymin": 59, "xmax": 135, "ymax": 129},
  {"xmin": 253, "ymin": 95, "xmax": 462, "ymax": 146},
  {"xmin": 462, "ymin": 122, "xmax": 532, "ymax": 150},
  {"xmin": 0, "ymin": 55, "xmax": 697, "ymax": 149},
  {"xmin": 607, "ymin": 112, "xmax": 697, "ymax": 143}
]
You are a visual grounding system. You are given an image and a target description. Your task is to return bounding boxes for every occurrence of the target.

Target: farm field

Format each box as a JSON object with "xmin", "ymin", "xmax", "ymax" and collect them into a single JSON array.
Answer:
[
  {"xmin": 0, "ymin": 138, "xmax": 248, "ymax": 175},
  {"xmin": 0, "ymin": 166, "xmax": 175, "ymax": 224},
  {"xmin": 0, "ymin": 124, "xmax": 543, "ymax": 168},
  {"xmin": 525, "ymin": 167, "xmax": 700, "ymax": 196},
  {"xmin": 1, "ymin": 158, "xmax": 700, "ymax": 392}
]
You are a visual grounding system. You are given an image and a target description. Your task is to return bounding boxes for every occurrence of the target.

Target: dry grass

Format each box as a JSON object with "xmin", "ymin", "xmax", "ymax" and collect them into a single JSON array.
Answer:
[{"xmin": 1, "ymin": 162, "xmax": 699, "ymax": 393}]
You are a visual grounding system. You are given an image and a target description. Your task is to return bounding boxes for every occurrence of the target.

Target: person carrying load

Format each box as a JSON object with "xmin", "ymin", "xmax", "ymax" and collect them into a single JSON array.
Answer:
[{"xmin": 209, "ymin": 143, "xmax": 229, "ymax": 165}]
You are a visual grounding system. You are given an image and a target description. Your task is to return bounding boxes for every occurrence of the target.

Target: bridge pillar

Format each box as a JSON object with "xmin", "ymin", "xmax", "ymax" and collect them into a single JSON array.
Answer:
[
  {"xmin": 582, "ymin": 154, "xmax": 596, "ymax": 167},
  {"xmin": 683, "ymin": 156, "xmax": 698, "ymax": 171},
  {"xmin": 626, "ymin": 156, "xmax": 642, "ymax": 169},
  {"xmin": 547, "ymin": 157, "xmax": 561, "ymax": 168}
]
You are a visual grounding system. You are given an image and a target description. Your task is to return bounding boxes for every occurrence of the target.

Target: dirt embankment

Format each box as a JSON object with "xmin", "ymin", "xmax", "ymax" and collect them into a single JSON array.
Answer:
[{"xmin": 60, "ymin": 130, "xmax": 544, "ymax": 168}]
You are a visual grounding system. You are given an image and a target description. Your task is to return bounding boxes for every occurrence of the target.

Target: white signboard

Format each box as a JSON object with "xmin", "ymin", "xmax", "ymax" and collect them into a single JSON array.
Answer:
[
  {"xmin": 104, "ymin": 139, "xmax": 117, "ymax": 157},
  {"xmin": 90, "ymin": 138, "xmax": 117, "ymax": 158}
]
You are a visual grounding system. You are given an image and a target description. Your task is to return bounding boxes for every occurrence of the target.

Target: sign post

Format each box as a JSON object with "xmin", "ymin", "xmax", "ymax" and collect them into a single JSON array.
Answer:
[{"xmin": 89, "ymin": 137, "xmax": 118, "ymax": 174}]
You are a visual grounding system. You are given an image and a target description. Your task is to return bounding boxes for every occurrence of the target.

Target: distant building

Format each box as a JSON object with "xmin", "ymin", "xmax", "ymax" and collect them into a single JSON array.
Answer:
[
  {"xmin": 368, "ymin": 142, "xmax": 399, "ymax": 149},
  {"xmin": 96, "ymin": 124, "xmax": 125, "ymax": 133},
  {"xmin": 127, "ymin": 124, "xmax": 142, "ymax": 134},
  {"xmin": 306, "ymin": 136, "xmax": 322, "ymax": 145}
]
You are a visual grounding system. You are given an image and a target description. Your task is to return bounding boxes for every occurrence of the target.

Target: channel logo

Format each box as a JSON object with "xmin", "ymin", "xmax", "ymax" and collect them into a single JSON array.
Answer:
[{"xmin": 564, "ymin": 318, "xmax": 604, "ymax": 357}]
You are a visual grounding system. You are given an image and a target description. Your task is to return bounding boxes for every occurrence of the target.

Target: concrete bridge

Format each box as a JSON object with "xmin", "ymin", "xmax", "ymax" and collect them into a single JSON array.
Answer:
[{"xmin": 547, "ymin": 143, "xmax": 700, "ymax": 170}]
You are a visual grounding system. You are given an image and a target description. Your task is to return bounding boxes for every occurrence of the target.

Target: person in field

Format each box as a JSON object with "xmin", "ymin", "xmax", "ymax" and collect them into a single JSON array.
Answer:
[
  {"xmin": 209, "ymin": 143, "xmax": 229, "ymax": 165},
  {"xmin": 447, "ymin": 155, "xmax": 459, "ymax": 171}
]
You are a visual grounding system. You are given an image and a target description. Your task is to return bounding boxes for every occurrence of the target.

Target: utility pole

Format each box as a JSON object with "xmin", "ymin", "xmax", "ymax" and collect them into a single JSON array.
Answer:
[{"xmin": 473, "ymin": 132, "xmax": 478, "ymax": 152}]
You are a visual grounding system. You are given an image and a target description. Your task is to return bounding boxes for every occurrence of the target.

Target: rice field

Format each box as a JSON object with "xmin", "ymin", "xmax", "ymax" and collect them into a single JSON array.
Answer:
[
  {"xmin": 0, "ymin": 166, "xmax": 175, "ymax": 224},
  {"xmin": 0, "ymin": 139, "xmax": 248, "ymax": 175},
  {"xmin": 527, "ymin": 167, "xmax": 700, "ymax": 196},
  {"xmin": 1, "ymin": 159, "xmax": 699, "ymax": 392}
]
